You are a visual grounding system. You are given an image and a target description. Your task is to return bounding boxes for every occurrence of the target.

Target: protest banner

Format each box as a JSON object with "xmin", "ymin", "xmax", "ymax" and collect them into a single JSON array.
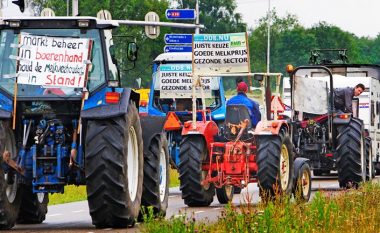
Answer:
[
  {"xmin": 156, "ymin": 64, "xmax": 219, "ymax": 98},
  {"xmin": 192, "ymin": 32, "xmax": 250, "ymax": 75},
  {"xmin": 16, "ymin": 33, "xmax": 92, "ymax": 88}
]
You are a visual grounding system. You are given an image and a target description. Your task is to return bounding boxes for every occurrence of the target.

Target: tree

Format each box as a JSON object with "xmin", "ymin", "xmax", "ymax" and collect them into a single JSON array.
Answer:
[
  {"xmin": 177, "ymin": 0, "xmax": 246, "ymax": 33},
  {"xmin": 34, "ymin": 0, "xmax": 171, "ymax": 88}
]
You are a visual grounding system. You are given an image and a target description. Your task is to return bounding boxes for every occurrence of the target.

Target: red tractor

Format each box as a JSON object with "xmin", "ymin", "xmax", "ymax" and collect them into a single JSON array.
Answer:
[{"xmin": 177, "ymin": 73, "xmax": 312, "ymax": 206}]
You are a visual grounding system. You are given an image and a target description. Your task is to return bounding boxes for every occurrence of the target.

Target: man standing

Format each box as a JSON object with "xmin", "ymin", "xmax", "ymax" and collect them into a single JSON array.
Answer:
[
  {"xmin": 334, "ymin": 83, "xmax": 365, "ymax": 113},
  {"xmin": 227, "ymin": 81, "xmax": 261, "ymax": 127}
]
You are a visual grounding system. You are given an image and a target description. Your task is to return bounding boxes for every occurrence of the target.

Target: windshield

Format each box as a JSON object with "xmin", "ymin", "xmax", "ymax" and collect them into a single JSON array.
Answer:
[
  {"xmin": 152, "ymin": 63, "xmax": 222, "ymax": 112},
  {"xmin": 0, "ymin": 29, "xmax": 105, "ymax": 98}
]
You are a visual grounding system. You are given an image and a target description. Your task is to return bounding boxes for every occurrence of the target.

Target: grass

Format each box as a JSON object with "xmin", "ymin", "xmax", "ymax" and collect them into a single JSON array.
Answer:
[
  {"xmin": 139, "ymin": 182, "xmax": 380, "ymax": 233},
  {"xmin": 48, "ymin": 185, "xmax": 87, "ymax": 206},
  {"xmin": 169, "ymin": 167, "xmax": 180, "ymax": 188},
  {"xmin": 48, "ymin": 168, "xmax": 180, "ymax": 206}
]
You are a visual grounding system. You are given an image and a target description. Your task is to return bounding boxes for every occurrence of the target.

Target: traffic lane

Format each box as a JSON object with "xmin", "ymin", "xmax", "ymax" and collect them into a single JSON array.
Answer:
[{"xmin": 12, "ymin": 201, "xmax": 138, "ymax": 233}]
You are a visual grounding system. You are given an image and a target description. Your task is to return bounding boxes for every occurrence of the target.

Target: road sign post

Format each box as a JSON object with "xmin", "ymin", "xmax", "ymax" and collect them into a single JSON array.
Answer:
[{"xmin": 166, "ymin": 9, "xmax": 196, "ymax": 20}]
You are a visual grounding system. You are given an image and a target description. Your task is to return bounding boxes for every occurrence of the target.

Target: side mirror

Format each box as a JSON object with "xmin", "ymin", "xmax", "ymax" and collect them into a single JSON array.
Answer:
[
  {"xmin": 127, "ymin": 42, "xmax": 138, "ymax": 62},
  {"xmin": 253, "ymin": 74, "xmax": 264, "ymax": 82}
]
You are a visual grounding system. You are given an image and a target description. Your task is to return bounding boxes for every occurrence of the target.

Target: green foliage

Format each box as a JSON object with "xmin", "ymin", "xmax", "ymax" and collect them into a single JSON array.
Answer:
[
  {"xmin": 140, "ymin": 182, "xmax": 380, "ymax": 233},
  {"xmin": 178, "ymin": 0, "xmax": 246, "ymax": 33},
  {"xmin": 48, "ymin": 185, "xmax": 87, "ymax": 205},
  {"xmin": 32, "ymin": 2, "xmax": 380, "ymax": 90}
]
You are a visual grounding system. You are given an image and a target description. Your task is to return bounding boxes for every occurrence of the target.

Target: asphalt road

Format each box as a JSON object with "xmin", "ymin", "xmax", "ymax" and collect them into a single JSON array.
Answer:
[{"xmin": 10, "ymin": 175, "xmax": 379, "ymax": 233}]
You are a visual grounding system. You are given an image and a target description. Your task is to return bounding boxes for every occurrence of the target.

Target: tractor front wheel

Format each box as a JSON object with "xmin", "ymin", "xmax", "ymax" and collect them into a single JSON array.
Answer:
[
  {"xmin": 292, "ymin": 159, "xmax": 311, "ymax": 202},
  {"xmin": 85, "ymin": 103, "xmax": 143, "ymax": 228},
  {"xmin": 140, "ymin": 133, "xmax": 169, "ymax": 219},
  {"xmin": 216, "ymin": 185, "xmax": 234, "ymax": 204},
  {"xmin": 17, "ymin": 186, "xmax": 48, "ymax": 224}
]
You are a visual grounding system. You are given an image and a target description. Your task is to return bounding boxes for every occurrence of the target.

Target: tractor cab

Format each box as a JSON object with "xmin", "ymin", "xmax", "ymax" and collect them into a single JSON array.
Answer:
[{"xmin": 148, "ymin": 52, "xmax": 226, "ymax": 123}]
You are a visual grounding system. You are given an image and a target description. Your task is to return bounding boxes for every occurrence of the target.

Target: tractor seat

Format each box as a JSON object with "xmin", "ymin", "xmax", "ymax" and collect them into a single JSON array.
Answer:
[{"xmin": 223, "ymin": 104, "xmax": 253, "ymax": 141}]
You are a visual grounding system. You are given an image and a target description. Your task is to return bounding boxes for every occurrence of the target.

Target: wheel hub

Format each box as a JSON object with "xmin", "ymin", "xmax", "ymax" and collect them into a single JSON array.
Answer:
[
  {"xmin": 127, "ymin": 126, "xmax": 139, "ymax": 202},
  {"xmin": 159, "ymin": 147, "xmax": 167, "ymax": 202},
  {"xmin": 280, "ymin": 144, "xmax": 290, "ymax": 190}
]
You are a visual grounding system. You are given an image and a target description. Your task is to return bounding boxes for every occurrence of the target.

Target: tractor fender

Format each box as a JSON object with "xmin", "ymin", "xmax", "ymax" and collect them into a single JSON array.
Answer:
[
  {"xmin": 140, "ymin": 115, "xmax": 166, "ymax": 153},
  {"xmin": 81, "ymin": 87, "xmax": 139, "ymax": 120},
  {"xmin": 181, "ymin": 120, "xmax": 219, "ymax": 151},
  {"xmin": 254, "ymin": 120, "xmax": 288, "ymax": 136},
  {"xmin": 294, "ymin": 158, "xmax": 310, "ymax": 170}
]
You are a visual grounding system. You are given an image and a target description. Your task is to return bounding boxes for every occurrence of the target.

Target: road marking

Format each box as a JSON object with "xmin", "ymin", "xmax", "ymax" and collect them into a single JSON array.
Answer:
[
  {"xmin": 47, "ymin": 213, "xmax": 62, "ymax": 217},
  {"xmin": 169, "ymin": 195, "xmax": 180, "ymax": 198},
  {"xmin": 195, "ymin": 211, "xmax": 205, "ymax": 214},
  {"xmin": 72, "ymin": 210, "xmax": 86, "ymax": 213},
  {"xmin": 213, "ymin": 207, "xmax": 222, "ymax": 210}
]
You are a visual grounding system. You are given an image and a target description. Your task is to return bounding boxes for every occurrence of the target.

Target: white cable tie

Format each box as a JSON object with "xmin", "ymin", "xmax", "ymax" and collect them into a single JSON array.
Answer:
[
  {"xmin": 9, "ymin": 55, "xmax": 19, "ymax": 60},
  {"xmin": 3, "ymin": 74, "xmax": 17, "ymax": 79}
]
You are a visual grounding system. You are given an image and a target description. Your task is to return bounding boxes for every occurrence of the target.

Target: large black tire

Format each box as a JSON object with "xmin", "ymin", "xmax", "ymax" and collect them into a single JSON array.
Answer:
[
  {"xmin": 178, "ymin": 136, "xmax": 214, "ymax": 207},
  {"xmin": 256, "ymin": 129, "xmax": 294, "ymax": 199},
  {"xmin": 140, "ymin": 133, "xmax": 169, "ymax": 219},
  {"xmin": 0, "ymin": 121, "xmax": 22, "ymax": 230},
  {"xmin": 336, "ymin": 118, "xmax": 365, "ymax": 188},
  {"xmin": 292, "ymin": 159, "xmax": 311, "ymax": 202},
  {"xmin": 216, "ymin": 185, "xmax": 234, "ymax": 204},
  {"xmin": 365, "ymin": 137, "xmax": 374, "ymax": 180},
  {"xmin": 85, "ymin": 103, "xmax": 143, "ymax": 228},
  {"xmin": 17, "ymin": 185, "xmax": 48, "ymax": 224}
]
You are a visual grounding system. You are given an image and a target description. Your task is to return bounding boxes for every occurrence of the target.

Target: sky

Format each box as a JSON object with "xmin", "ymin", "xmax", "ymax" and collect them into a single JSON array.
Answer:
[{"xmin": 235, "ymin": 0, "xmax": 380, "ymax": 38}]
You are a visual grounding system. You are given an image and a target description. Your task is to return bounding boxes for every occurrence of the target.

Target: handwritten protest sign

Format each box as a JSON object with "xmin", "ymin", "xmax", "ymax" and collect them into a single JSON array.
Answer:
[
  {"xmin": 156, "ymin": 64, "xmax": 219, "ymax": 98},
  {"xmin": 192, "ymin": 32, "xmax": 250, "ymax": 75},
  {"xmin": 17, "ymin": 33, "xmax": 91, "ymax": 88}
]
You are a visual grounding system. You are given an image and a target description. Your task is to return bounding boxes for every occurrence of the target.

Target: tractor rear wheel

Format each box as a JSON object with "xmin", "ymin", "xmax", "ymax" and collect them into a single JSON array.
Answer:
[
  {"xmin": 216, "ymin": 185, "xmax": 234, "ymax": 204},
  {"xmin": 85, "ymin": 103, "xmax": 143, "ymax": 228},
  {"xmin": 365, "ymin": 137, "xmax": 374, "ymax": 180},
  {"xmin": 336, "ymin": 118, "xmax": 365, "ymax": 188},
  {"xmin": 256, "ymin": 129, "xmax": 293, "ymax": 199},
  {"xmin": 293, "ymin": 159, "xmax": 311, "ymax": 202},
  {"xmin": 140, "ymin": 133, "xmax": 169, "ymax": 219},
  {"xmin": 0, "ymin": 121, "xmax": 22, "ymax": 230},
  {"xmin": 17, "ymin": 186, "xmax": 48, "ymax": 224},
  {"xmin": 178, "ymin": 136, "xmax": 214, "ymax": 207}
]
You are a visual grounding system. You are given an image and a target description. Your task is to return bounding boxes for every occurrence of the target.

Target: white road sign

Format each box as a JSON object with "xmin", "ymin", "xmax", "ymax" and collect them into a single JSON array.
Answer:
[
  {"xmin": 156, "ymin": 64, "xmax": 219, "ymax": 98},
  {"xmin": 192, "ymin": 32, "xmax": 250, "ymax": 75}
]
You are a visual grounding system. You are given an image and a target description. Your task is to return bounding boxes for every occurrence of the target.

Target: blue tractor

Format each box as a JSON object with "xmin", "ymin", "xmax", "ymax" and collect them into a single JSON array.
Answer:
[
  {"xmin": 0, "ymin": 15, "xmax": 169, "ymax": 229},
  {"xmin": 147, "ymin": 52, "xmax": 227, "ymax": 170}
]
